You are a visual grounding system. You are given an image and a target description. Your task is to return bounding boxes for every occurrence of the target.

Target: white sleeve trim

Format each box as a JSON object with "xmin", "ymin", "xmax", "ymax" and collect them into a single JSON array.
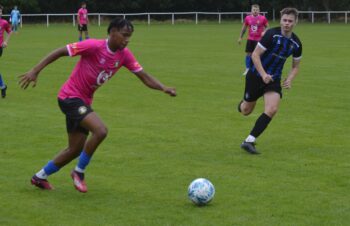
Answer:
[
  {"xmin": 257, "ymin": 42, "xmax": 267, "ymax": 51},
  {"xmin": 131, "ymin": 67, "xmax": 143, "ymax": 73},
  {"xmin": 66, "ymin": 44, "xmax": 73, "ymax": 57},
  {"xmin": 293, "ymin": 56, "xmax": 302, "ymax": 61}
]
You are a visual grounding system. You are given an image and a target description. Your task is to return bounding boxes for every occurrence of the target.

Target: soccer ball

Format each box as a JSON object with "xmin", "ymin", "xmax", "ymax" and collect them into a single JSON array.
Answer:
[{"xmin": 188, "ymin": 178, "xmax": 215, "ymax": 206}]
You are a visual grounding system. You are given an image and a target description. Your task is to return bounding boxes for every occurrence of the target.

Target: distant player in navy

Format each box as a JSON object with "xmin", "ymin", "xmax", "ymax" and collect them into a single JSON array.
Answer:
[
  {"xmin": 10, "ymin": 5, "xmax": 20, "ymax": 33},
  {"xmin": 237, "ymin": 8, "xmax": 302, "ymax": 154}
]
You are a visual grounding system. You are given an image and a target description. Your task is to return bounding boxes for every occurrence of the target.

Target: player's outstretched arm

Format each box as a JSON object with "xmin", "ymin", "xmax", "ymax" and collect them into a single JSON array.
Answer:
[
  {"xmin": 19, "ymin": 47, "xmax": 69, "ymax": 89},
  {"xmin": 134, "ymin": 70, "xmax": 176, "ymax": 97}
]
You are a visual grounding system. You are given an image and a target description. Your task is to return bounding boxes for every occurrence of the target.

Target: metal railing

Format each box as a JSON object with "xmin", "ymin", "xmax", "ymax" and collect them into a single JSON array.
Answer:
[{"xmin": 3, "ymin": 11, "xmax": 349, "ymax": 27}]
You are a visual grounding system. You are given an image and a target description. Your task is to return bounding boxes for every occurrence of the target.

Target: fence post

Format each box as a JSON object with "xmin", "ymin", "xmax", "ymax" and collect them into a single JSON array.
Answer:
[
  {"xmin": 98, "ymin": 14, "xmax": 101, "ymax": 26},
  {"xmin": 328, "ymin": 12, "xmax": 330, "ymax": 24},
  {"xmin": 195, "ymin": 13, "xmax": 198, "ymax": 24},
  {"xmin": 73, "ymin": 14, "xmax": 75, "ymax": 26},
  {"xmin": 346, "ymin": 12, "xmax": 348, "ymax": 24},
  {"xmin": 148, "ymin": 14, "xmax": 150, "ymax": 25},
  {"xmin": 241, "ymin": 13, "xmax": 244, "ymax": 23},
  {"xmin": 172, "ymin": 13, "xmax": 174, "ymax": 25},
  {"xmin": 47, "ymin": 14, "xmax": 49, "ymax": 27},
  {"xmin": 312, "ymin": 12, "xmax": 314, "ymax": 23},
  {"xmin": 20, "ymin": 15, "xmax": 23, "ymax": 28},
  {"xmin": 218, "ymin": 13, "xmax": 221, "ymax": 24}
]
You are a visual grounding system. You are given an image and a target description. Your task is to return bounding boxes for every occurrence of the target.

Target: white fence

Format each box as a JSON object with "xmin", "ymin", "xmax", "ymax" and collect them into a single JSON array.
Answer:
[{"xmin": 4, "ymin": 11, "xmax": 350, "ymax": 27}]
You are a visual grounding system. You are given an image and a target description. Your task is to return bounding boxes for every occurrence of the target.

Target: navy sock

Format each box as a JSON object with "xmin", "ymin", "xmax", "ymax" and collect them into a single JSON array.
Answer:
[
  {"xmin": 0, "ymin": 74, "xmax": 5, "ymax": 89},
  {"xmin": 250, "ymin": 113, "xmax": 272, "ymax": 138},
  {"xmin": 245, "ymin": 55, "xmax": 251, "ymax": 68}
]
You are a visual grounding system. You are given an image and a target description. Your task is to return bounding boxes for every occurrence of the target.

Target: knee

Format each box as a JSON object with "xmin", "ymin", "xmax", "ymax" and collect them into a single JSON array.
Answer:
[
  {"xmin": 94, "ymin": 126, "xmax": 108, "ymax": 140},
  {"xmin": 265, "ymin": 107, "xmax": 278, "ymax": 117},
  {"xmin": 240, "ymin": 105, "xmax": 253, "ymax": 116}
]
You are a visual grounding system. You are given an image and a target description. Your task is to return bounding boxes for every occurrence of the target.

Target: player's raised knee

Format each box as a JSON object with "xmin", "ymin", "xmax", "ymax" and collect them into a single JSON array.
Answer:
[{"xmin": 95, "ymin": 126, "xmax": 108, "ymax": 140}]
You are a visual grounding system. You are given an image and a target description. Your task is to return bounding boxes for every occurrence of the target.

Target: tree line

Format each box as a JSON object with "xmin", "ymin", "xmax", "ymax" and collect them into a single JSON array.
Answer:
[{"xmin": 1, "ymin": 0, "xmax": 349, "ymax": 14}]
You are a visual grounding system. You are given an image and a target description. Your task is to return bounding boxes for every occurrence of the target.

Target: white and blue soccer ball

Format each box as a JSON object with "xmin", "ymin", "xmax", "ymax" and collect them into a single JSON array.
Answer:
[{"xmin": 188, "ymin": 178, "xmax": 215, "ymax": 206}]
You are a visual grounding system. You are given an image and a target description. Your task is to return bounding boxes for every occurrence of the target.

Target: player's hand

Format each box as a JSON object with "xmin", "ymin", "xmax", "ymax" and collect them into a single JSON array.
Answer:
[
  {"xmin": 164, "ymin": 87, "xmax": 176, "ymax": 97},
  {"xmin": 2, "ymin": 42, "xmax": 7, "ymax": 48},
  {"xmin": 18, "ymin": 70, "xmax": 39, "ymax": 89},
  {"xmin": 238, "ymin": 38, "xmax": 242, "ymax": 45},
  {"xmin": 262, "ymin": 74, "xmax": 274, "ymax": 84},
  {"xmin": 282, "ymin": 78, "xmax": 292, "ymax": 89}
]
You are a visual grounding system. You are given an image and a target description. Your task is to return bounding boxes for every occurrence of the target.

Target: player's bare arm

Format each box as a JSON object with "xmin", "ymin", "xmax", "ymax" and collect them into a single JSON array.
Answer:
[
  {"xmin": 134, "ymin": 70, "xmax": 176, "ymax": 96},
  {"xmin": 2, "ymin": 31, "xmax": 12, "ymax": 48},
  {"xmin": 19, "ymin": 47, "xmax": 69, "ymax": 89},
  {"xmin": 282, "ymin": 59, "xmax": 300, "ymax": 89},
  {"xmin": 251, "ymin": 45, "xmax": 273, "ymax": 84},
  {"xmin": 238, "ymin": 24, "xmax": 247, "ymax": 44}
]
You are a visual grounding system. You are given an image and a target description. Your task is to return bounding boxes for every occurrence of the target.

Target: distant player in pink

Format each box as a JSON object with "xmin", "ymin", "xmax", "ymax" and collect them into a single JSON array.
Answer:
[
  {"xmin": 238, "ymin": 4, "xmax": 268, "ymax": 75},
  {"xmin": 19, "ymin": 18, "xmax": 177, "ymax": 192},
  {"xmin": 77, "ymin": 2, "xmax": 89, "ymax": 41},
  {"xmin": 0, "ymin": 5, "xmax": 12, "ymax": 98}
]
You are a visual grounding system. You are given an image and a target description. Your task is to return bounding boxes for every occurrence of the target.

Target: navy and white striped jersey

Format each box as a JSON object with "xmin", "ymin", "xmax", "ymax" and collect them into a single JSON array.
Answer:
[{"xmin": 250, "ymin": 27, "xmax": 302, "ymax": 80}]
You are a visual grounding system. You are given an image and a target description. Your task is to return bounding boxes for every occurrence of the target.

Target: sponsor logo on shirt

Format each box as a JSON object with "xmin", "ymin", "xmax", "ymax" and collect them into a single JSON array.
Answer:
[{"xmin": 96, "ymin": 70, "xmax": 113, "ymax": 86}]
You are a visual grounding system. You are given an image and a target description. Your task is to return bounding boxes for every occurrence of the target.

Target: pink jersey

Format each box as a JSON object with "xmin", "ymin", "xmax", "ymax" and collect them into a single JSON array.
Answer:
[
  {"xmin": 58, "ymin": 39, "xmax": 143, "ymax": 105},
  {"xmin": 0, "ymin": 19, "xmax": 11, "ymax": 45},
  {"xmin": 78, "ymin": 8, "xmax": 88, "ymax": 25},
  {"xmin": 244, "ymin": 14, "xmax": 268, "ymax": 41}
]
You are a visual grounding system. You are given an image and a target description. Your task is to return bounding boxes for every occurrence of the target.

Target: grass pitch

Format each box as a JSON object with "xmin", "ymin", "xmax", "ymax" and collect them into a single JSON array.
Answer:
[{"xmin": 0, "ymin": 22, "xmax": 349, "ymax": 225}]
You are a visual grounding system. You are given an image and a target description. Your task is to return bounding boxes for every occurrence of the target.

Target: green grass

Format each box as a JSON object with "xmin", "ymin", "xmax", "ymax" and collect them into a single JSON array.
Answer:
[{"xmin": 0, "ymin": 22, "xmax": 349, "ymax": 225}]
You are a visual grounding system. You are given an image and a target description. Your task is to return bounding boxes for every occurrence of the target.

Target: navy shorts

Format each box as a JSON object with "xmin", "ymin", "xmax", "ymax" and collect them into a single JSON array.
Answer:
[
  {"xmin": 78, "ymin": 24, "xmax": 88, "ymax": 31},
  {"xmin": 58, "ymin": 98, "xmax": 93, "ymax": 135},
  {"xmin": 243, "ymin": 70, "xmax": 282, "ymax": 102},
  {"xmin": 245, "ymin": 40, "xmax": 258, "ymax": 53}
]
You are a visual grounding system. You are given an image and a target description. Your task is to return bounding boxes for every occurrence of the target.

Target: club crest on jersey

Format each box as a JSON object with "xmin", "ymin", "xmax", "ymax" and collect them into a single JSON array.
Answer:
[
  {"xmin": 99, "ymin": 58, "xmax": 106, "ymax": 64},
  {"xmin": 115, "ymin": 60, "xmax": 120, "ymax": 67},
  {"xmin": 78, "ymin": 106, "xmax": 88, "ymax": 115}
]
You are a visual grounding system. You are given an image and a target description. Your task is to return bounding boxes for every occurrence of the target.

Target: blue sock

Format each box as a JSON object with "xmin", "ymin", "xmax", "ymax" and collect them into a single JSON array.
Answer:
[
  {"xmin": 0, "ymin": 74, "xmax": 5, "ymax": 89},
  {"xmin": 77, "ymin": 150, "xmax": 91, "ymax": 171},
  {"xmin": 79, "ymin": 37, "xmax": 83, "ymax": 42},
  {"xmin": 245, "ymin": 55, "xmax": 251, "ymax": 69},
  {"xmin": 43, "ymin": 160, "xmax": 60, "ymax": 176},
  {"xmin": 86, "ymin": 36, "xmax": 90, "ymax": 39}
]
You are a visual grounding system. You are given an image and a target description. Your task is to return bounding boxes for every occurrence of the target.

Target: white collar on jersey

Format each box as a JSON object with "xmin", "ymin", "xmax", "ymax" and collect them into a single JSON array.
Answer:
[{"xmin": 106, "ymin": 39, "xmax": 117, "ymax": 54}]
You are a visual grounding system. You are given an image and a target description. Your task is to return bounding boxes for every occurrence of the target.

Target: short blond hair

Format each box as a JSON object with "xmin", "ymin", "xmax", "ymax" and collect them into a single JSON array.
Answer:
[{"xmin": 251, "ymin": 4, "xmax": 260, "ymax": 9}]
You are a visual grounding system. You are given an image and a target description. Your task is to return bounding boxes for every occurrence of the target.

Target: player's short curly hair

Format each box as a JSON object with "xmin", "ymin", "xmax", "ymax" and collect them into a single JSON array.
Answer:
[{"xmin": 107, "ymin": 18, "xmax": 134, "ymax": 34}]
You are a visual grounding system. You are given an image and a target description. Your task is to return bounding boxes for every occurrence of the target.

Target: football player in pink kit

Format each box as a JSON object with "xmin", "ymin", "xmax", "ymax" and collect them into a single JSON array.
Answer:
[
  {"xmin": 77, "ymin": 2, "xmax": 89, "ymax": 41},
  {"xmin": 0, "ymin": 5, "xmax": 12, "ymax": 98},
  {"xmin": 238, "ymin": 4, "xmax": 268, "ymax": 75},
  {"xmin": 19, "ymin": 18, "xmax": 176, "ymax": 192}
]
